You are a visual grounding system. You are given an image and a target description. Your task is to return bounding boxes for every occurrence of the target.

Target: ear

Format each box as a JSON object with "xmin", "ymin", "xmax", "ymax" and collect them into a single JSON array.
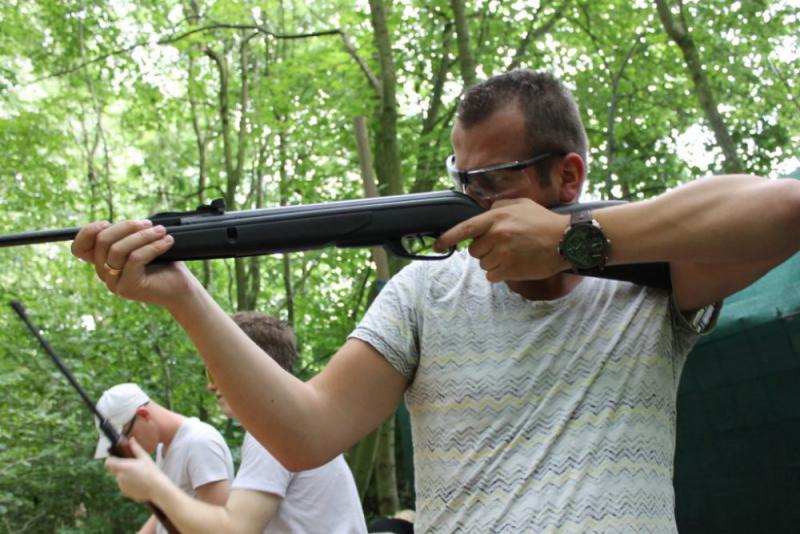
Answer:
[
  {"xmin": 135, "ymin": 406, "xmax": 151, "ymax": 419},
  {"xmin": 555, "ymin": 153, "xmax": 586, "ymax": 204}
]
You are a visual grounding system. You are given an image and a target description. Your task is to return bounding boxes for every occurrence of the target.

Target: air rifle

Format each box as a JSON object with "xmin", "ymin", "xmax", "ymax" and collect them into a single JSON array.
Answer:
[
  {"xmin": 9, "ymin": 301, "xmax": 181, "ymax": 534},
  {"xmin": 0, "ymin": 191, "xmax": 671, "ymax": 290}
]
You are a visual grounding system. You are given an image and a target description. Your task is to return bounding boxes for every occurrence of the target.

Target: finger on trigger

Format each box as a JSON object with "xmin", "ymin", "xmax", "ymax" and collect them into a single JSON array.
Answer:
[{"xmin": 435, "ymin": 214, "xmax": 490, "ymax": 251}]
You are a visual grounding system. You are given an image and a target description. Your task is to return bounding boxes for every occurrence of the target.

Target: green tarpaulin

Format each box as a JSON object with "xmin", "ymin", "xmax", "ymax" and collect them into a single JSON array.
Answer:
[{"xmin": 675, "ymin": 176, "xmax": 800, "ymax": 533}]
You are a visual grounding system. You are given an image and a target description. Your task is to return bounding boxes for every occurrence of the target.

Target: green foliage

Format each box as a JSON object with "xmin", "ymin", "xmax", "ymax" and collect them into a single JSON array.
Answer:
[{"xmin": 0, "ymin": 0, "xmax": 797, "ymax": 529}]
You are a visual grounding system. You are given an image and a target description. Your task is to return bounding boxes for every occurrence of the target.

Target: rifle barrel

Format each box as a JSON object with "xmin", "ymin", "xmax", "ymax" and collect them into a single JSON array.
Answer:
[{"xmin": 0, "ymin": 227, "xmax": 80, "ymax": 247}]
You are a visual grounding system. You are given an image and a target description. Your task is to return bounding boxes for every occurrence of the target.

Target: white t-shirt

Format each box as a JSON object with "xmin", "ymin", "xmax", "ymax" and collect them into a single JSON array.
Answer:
[
  {"xmin": 155, "ymin": 417, "xmax": 234, "ymax": 534},
  {"xmin": 232, "ymin": 432, "xmax": 367, "ymax": 534},
  {"xmin": 351, "ymin": 250, "xmax": 717, "ymax": 533}
]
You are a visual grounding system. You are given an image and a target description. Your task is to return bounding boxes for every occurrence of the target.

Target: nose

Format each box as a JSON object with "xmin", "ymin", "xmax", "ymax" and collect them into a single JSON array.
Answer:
[
  {"xmin": 207, "ymin": 382, "xmax": 217, "ymax": 393},
  {"xmin": 464, "ymin": 188, "xmax": 493, "ymax": 210},
  {"xmin": 475, "ymin": 188, "xmax": 521, "ymax": 211},
  {"xmin": 471, "ymin": 193, "xmax": 494, "ymax": 210}
]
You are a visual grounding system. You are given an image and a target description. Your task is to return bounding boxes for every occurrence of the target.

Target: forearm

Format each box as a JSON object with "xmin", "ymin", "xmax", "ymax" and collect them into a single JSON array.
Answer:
[
  {"xmin": 166, "ymin": 281, "xmax": 335, "ymax": 470},
  {"xmin": 598, "ymin": 175, "xmax": 800, "ymax": 265},
  {"xmin": 137, "ymin": 515, "xmax": 157, "ymax": 534},
  {"xmin": 149, "ymin": 480, "xmax": 237, "ymax": 534}
]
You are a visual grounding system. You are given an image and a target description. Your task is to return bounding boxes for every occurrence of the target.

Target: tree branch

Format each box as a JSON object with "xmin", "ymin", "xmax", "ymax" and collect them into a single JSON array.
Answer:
[
  {"xmin": 19, "ymin": 23, "xmax": 344, "ymax": 87},
  {"xmin": 339, "ymin": 32, "xmax": 381, "ymax": 96},
  {"xmin": 507, "ymin": 0, "xmax": 569, "ymax": 71}
]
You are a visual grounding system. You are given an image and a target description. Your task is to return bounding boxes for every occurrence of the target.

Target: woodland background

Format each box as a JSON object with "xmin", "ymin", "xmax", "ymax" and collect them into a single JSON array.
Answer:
[{"xmin": 0, "ymin": 0, "xmax": 798, "ymax": 531}]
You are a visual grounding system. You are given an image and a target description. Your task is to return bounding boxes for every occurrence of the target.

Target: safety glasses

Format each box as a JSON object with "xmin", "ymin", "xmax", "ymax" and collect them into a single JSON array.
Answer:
[{"xmin": 446, "ymin": 152, "xmax": 558, "ymax": 200}]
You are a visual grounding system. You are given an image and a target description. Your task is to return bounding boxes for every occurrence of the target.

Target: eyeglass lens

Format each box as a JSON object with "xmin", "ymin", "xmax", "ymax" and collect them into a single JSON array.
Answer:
[
  {"xmin": 467, "ymin": 170, "xmax": 529, "ymax": 198},
  {"xmin": 123, "ymin": 415, "xmax": 137, "ymax": 437}
]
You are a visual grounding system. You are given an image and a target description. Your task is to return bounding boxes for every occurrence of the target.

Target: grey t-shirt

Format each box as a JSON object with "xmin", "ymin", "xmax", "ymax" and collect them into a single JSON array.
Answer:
[{"xmin": 351, "ymin": 251, "xmax": 716, "ymax": 533}]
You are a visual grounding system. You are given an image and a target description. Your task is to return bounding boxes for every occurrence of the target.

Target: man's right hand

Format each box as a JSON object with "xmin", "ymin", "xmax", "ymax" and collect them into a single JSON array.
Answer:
[{"xmin": 71, "ymin": 219, "xmax": 197, "ymax": 309}]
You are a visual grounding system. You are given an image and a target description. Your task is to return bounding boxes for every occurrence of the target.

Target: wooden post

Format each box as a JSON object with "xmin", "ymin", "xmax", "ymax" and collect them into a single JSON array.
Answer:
[
  {"xmin": 348, "ymin": 117, "xmax": 400, "ymax": 514},
  {"xmin": 354, "ymin": 116, "xmax": 391, "ymax": 282}
]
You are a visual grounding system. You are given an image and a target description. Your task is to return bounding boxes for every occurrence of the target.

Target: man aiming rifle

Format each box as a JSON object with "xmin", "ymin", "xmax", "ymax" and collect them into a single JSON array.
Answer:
[{"xmin": 70, "ymin": 69, "xmax": 800, "ymax": 532}]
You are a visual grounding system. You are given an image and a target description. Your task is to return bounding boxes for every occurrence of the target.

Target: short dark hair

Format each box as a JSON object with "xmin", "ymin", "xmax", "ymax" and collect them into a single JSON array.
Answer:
[
  {"xmin": 231, "ymin": 311, "xmax": 297, "ymax": 374},
  {"xmin": 457, "ymin": 69, "xmax": 588, "ymax": 184}
]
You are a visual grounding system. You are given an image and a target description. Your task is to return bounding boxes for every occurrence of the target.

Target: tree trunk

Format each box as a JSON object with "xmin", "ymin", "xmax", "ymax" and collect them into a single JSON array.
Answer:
[
  {"xmin": 368, "ymin": 0, "xmax": 406, "ymax": 278},
  {"xmin": 278, "ymin": 131, "xmax": 295, "ymax": 327},
  {"xmin": 78, "ymin": 15, "xmax": 114, "ymax": 223},
  {"xmin": 375, "ymin": 415, "xmax": 400, "ymax": 515},
  {"xmin": 207, "ymin": 34, "xmax": 259, "ymax": 311},
  {"xmin": 187, "ymin": 54, "xmax": 213, "ymax": 288},
  {"xmin": 411, "ymin": 23, "xmax": 454, "ymax": 194},
  {"xmin": 346, "ymin": 427, "xmax": 380, "ymax": 500},
  {"xmin": 655, "ymin": 0, "xmax": 744, "ymax": 174},
  {"xmin": 368, "ymin": 0, "xmax": 403, "ymax": 197},
  {"xmin": 451, "ymin": 0, "xmax": 477, "ymax": 89},
  {"xmin": 350, "ymin": 115, "xmax": 398, "ymax": 505}
]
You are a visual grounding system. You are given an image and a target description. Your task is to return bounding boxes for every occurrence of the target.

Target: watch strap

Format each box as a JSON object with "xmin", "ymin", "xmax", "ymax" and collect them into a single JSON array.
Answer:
[{"xmin": 571, "ymin": 209, "xmax": 593, "ymax": 227}]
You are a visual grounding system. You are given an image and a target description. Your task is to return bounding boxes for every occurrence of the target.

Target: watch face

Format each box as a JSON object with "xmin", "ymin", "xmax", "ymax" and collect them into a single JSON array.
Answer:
[{"xmin": 561, "ymin": 223, "xmax": 608, "ymax": 270}]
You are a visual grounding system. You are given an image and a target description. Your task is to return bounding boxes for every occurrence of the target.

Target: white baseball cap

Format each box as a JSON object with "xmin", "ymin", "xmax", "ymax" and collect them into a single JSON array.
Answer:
[{"xmin": 93, "ymin": 383, "xmax": 149, "ymax": 459}]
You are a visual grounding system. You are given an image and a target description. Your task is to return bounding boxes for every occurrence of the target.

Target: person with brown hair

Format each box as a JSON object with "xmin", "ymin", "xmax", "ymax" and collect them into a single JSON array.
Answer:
[
  {"xmin": 74, "ymin": 69, "xmax": 800, "ymax": 532},
  {"xmin": 104, "ymin": 312, "xmax": 366, "ymax": 534}
]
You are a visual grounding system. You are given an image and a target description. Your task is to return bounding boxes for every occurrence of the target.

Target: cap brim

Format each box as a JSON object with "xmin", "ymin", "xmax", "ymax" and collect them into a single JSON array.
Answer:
[{"xmin": 94, "ymin": 434, "xmax": 112, "ymax": 459}]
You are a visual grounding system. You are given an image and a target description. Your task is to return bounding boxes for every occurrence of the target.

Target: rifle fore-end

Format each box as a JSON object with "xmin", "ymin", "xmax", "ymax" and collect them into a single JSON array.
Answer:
[{"xmin": 154, "ymin": 190, "xmax": 482, "ymax": 262}]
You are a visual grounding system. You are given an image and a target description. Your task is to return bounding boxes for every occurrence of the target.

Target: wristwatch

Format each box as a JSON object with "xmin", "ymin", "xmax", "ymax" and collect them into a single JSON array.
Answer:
[{"xmin": 558, "ymin": 210, "xmax": 610, "ymax": 271}]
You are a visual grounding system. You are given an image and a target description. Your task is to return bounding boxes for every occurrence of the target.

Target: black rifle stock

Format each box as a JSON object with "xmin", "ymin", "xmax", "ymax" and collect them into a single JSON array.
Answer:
[
  {"xmin": 9, "ymin": 301, "xmax": 181, "ymax": 534},
  {"xmin": 0, "ymin": 191, "xmax": 670, "ymax": 290}
]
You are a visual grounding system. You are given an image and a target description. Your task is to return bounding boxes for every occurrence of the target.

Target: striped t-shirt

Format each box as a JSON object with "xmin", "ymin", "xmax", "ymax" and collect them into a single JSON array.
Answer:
[{"xmin": 351, "ymin": 250, "xmax": 714, "ymax": 533}]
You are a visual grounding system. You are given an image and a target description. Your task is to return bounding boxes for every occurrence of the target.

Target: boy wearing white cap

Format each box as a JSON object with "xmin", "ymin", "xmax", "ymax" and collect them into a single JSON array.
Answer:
[{"xmin": 95, "ymin": 382, "xmax": 234, "ymax": 534}]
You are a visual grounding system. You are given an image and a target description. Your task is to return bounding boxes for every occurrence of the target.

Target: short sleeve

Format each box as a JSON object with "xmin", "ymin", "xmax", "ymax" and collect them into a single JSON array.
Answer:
[
  {"xmin": 232, "ymin": 433, "xmax": 292, "ymax": 498},
  {"xmin": 349, "ymin": 262, "xmax": 426, "ymax": 380},
  {"xmin": 186, "ymin": 427, "xmax": 234, "ymax": 489}
]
